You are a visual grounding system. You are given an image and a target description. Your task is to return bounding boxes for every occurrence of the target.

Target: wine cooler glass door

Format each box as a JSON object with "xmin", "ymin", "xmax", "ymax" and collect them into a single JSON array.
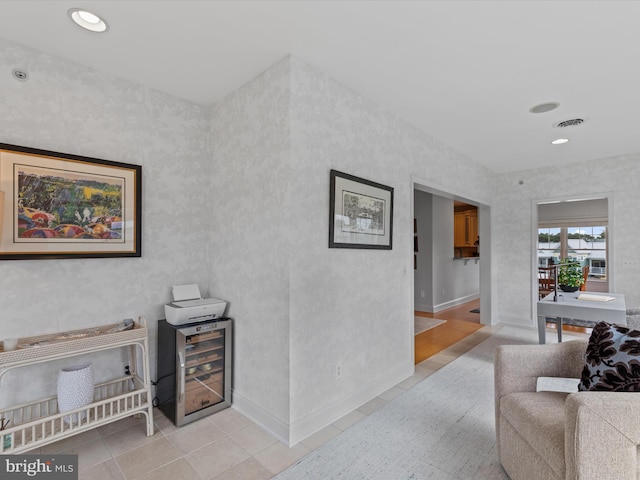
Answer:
[{"xmin": 176, "ymin": 325, "xmax": 228, "ymax": 423}]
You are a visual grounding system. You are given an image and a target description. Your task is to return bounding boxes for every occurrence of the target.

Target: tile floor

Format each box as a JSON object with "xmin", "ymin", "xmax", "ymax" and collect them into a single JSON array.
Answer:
[{"xmin": 37, "ymin": 325, "xmax": 500, "ymax": 480}]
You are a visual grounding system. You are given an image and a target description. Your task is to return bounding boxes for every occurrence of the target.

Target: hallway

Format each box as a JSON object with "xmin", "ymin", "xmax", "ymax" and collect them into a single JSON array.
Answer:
[
  {"xmin": 415, "ymin": 298, "xmax": 594, "ymax": 365},
  {"xmin": 414, "ymin": 299, "xmax": 482, "ymax": 364}
]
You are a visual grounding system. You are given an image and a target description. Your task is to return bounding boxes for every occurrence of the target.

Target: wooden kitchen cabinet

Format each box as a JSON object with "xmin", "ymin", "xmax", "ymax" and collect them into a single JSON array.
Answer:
[
  {"xmin": 454, "ymin": 209, "xmax": 477, "ymax": 246},
  {"xmin": 468, "ymin": 209, "xmax": 478, "ymax": 246},
  {"xmin": 454, "ymin": 212, "xmax": 465, "ymax": 246},
  {"xmin": 454, "ymin": 207, "xmax": 478, "ymax": 257}
]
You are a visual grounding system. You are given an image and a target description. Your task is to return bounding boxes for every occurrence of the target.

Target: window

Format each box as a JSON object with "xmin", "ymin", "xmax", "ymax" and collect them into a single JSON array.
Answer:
[
  {"xmin": 537, "ymin": 198, "xmax": 609, "ymax": 291},
  {"xmin": 538, "ymin": 227, "xmax": 560, "ymax": 267},
  {"xmin": 537, "ymin": 225, "xmax": 607, "ymax": 279}
]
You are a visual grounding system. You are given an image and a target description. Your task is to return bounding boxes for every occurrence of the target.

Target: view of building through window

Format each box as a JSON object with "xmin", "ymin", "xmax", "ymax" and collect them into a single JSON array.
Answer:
[{"xmin": 538, "ymin": 226, "xmax": 607, "ymax": 278}]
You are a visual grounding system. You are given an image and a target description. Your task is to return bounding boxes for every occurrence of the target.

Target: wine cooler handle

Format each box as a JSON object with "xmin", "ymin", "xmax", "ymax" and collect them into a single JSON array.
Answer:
[{"xmin": 178, "ymin": 351, "xmax": 185, "ymax": 405}]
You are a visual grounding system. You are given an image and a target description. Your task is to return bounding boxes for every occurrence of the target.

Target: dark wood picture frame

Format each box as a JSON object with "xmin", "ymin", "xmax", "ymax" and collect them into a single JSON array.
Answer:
[
  {"xmin": 0, "ymin": 143, "xmax": 141, "ymax": 260},
  {"xmin": 329, "ymin": 169, "xmax": 393, "ymax": 250}
]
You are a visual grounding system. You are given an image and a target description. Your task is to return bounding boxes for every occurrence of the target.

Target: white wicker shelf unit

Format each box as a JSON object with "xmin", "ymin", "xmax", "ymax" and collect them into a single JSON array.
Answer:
[{"xmin": 0, "ymin": 318, "xmax": 154, "ymax": 453}]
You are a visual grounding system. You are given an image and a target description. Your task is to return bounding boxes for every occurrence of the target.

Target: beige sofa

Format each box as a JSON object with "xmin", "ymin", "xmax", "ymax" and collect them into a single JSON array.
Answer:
[{"xmin": 494, "ymin": 340, "xmax": 640, "ymax": 480}]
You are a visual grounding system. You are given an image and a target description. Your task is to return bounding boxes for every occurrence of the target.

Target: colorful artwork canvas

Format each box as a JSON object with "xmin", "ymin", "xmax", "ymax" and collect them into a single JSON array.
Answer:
[
  {"xmin": 16, "ymin": 165, "xmax": 125, "ymax": 242},
  {"xmin": 0, "ymin": 144, "xmax": 141, "ymax": 259}
]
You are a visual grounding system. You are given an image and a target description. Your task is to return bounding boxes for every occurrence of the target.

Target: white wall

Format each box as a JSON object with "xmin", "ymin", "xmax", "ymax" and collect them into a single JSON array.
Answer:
[
  {"xmin": 432, "ymin": 196, "xmax": 479, "ymax": 311},
  {"xmin": 495, "ymin": 155, "xmax": 640, "ymax": 326},
  {"xmin": 287, "ymin": 57, "xmax": 416, "ymax": 441},
  {"xmin": 414, "ymin": 190, "xmax": 433, "ymax": 310},
  {"xmin": 209, "ymin": 58, "xmax": 293, "ymax": 439},
  {"xmin": 208, "ymin": 56, "xmax": 497, "ymax": 444},
  {"xmin": 0, "ymin": 38, "xmax": 212, "ymax": 404}
]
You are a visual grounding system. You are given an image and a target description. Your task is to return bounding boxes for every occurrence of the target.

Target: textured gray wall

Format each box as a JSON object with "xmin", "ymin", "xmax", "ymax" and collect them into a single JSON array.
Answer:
[{"xmin": 0, "ymin": 38, "xmax": 212, "ymax": 405}]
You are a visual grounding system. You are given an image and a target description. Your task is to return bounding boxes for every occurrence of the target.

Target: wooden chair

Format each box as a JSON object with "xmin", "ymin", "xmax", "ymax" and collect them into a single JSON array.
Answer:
[
  {"xmin": 580, "ymin": 265, "xmax": 590, "ymax": 291},
  {"xmin": 538, "ymin": 266, "xmax": 556, "ymax": 299}
]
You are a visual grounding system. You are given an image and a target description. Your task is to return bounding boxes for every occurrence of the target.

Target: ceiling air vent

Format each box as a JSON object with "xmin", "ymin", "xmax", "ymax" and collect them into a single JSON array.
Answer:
[{"xmin": 553, "ymin": 118, "xmax": 585, "ymax": 128}]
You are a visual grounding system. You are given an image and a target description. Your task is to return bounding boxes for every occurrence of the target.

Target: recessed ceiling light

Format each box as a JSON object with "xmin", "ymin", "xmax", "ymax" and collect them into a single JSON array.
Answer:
[
  {"xmin": 68, "ymin": 8, "xmax": 109, "ymax": 33},
  {"xmin": 529, "ymin": 102, "xmax": 560, "ymax": 114},
  {"xmin": 551, "ymin": 138, "xmax": 569, "ymax": 145}
]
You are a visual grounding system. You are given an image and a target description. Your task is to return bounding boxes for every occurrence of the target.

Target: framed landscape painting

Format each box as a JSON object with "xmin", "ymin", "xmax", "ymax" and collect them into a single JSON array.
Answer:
[
  {"xmin": 0, "ymin": 143, "xmax": 141, "ymax": 260},
  {"xmin": 329, "ymin": 169, "xmax": 393, "ymax": 249}
]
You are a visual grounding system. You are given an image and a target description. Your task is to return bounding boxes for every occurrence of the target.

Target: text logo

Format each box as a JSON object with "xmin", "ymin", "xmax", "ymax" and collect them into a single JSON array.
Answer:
[{"xmin": 1, "ymin": 455, "xmax": 77, "ymax": 479}]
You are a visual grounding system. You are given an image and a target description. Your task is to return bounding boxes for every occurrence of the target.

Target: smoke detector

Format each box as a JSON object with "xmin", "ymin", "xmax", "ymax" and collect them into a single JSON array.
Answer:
[
  {"xmin": 12, "ymin": 68, "xmax": 28, "ymax": 82},
  {"xmin": 529, "ymin": 102, "xmax": 560, "ymax": 114}
]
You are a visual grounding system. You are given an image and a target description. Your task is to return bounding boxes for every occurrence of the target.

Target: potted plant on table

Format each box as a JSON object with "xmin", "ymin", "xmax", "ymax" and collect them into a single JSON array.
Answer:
[{"xmin": 557, "ymin": 258, "xmax": 585, "ymax": 292}]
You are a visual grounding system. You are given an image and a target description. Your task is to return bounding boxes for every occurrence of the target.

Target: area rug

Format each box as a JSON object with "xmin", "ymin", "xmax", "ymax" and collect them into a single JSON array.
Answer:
[
  {"xmin": 414, "ymin": 316, "xmax": 447, "ymax": 335},
  {"xmin": 275, "ymin": 325, "xmax": 577, "ymax": 480}
]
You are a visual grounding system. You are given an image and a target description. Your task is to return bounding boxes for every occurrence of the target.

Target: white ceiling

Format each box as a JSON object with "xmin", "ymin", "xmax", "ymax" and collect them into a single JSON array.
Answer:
[{"xmin": 1, "ymin": 0, "xmax": 639, "ymax": 173}]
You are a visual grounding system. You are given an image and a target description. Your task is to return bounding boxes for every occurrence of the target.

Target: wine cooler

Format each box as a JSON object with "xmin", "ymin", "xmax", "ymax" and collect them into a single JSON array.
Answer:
[{"xmin": 157, "ymin": 318, "xmax": 232, "ymax": 426}]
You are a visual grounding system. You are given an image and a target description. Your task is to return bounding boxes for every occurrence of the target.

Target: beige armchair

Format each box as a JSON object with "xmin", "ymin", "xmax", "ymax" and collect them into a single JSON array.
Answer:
[
  {"xmin": 626, "ymin": 307, "xmax": 640, "ymax": 330},
  {"xmin": 494, "ymin": 340, "xmax": 640, "ymax": 480}
]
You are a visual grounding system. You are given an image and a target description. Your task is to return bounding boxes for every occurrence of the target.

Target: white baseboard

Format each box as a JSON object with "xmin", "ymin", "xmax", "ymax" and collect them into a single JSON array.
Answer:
[
  {"xmin": 499, "ymin": 314, "xmax": 535, "ymax": 328},
  {"xmin": 231, "ymin": 390, "xmax": 291, "ymax": 445},
  {"xmin": 414, "ymin": 302, "xmax": 432, "ymax": 312},
  {"xmin": 231, "ymin": 361, "xmax": 414, "ymax": 447},
  {"xmin": 289, "ymin": 361, "xmax": 414, "ymax": 446},
  {"xmin": 433, "ymin": 293, "xmax": 479, "ymax": 313}
]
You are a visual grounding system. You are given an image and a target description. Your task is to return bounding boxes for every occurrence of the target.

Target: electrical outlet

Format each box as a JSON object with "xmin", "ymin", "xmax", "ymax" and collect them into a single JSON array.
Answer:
[
  {"xmin": 124, "ymin": 364, "xmax": 131, "ymax": 376},
  {"xmin": 335, "ymin": 362, "xmax": 342, "ymax": 380},
  {"xmin": 420, "ymin": 291, "xmax": 425, "ymax": 298},
  {"xmin": 442, "ymin": 289, "xmax": 445, "ymax": 297}
]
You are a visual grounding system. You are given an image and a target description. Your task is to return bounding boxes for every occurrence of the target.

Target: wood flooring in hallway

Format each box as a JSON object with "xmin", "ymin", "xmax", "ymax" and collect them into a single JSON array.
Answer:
[
  {"xmin": 414, "ymin": 299, "xmax": 483, "ymax": 364},
  {"xmin": 414, "ymin": 298, "xmax": 592, "ymax": 365}
]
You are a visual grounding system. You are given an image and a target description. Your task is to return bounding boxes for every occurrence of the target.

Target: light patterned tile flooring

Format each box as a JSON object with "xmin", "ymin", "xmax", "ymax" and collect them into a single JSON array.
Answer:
[{"xmin": 37, "ymin": 325, "xmax": 501, "ymax": 480}]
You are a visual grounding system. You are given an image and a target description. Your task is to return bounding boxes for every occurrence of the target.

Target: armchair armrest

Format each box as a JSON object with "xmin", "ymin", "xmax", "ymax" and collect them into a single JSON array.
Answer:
[
  {"xmin": 494, "ymin": 340, "xmax": 587, "ymax": 399},
  {"xmin": 565, "ymin": 392, "xmax": 640, "ymax": 480}
]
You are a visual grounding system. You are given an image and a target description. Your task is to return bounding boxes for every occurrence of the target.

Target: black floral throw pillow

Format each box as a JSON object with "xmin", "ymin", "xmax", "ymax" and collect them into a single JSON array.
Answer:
[{"xmin": 579, "ymin": 321, "xmax": 640, "ymax": 391}]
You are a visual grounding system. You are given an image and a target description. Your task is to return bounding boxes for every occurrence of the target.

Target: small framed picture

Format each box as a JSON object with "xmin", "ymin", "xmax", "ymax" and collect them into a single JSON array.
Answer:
[{"xmin": 329, "ymin": 169, "xmax": 393, "ymax": 249}]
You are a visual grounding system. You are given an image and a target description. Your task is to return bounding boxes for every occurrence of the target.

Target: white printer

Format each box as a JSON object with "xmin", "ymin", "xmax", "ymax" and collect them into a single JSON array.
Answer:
[{"xmin": 164, "ymin": 284, "xmax": 227, "ymax": 326}]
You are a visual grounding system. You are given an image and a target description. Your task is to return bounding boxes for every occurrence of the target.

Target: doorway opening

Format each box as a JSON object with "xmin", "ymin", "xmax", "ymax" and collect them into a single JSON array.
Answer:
[{"xmin": 412, "ymin": 179, "xmax": 492, "ymax": 364}]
